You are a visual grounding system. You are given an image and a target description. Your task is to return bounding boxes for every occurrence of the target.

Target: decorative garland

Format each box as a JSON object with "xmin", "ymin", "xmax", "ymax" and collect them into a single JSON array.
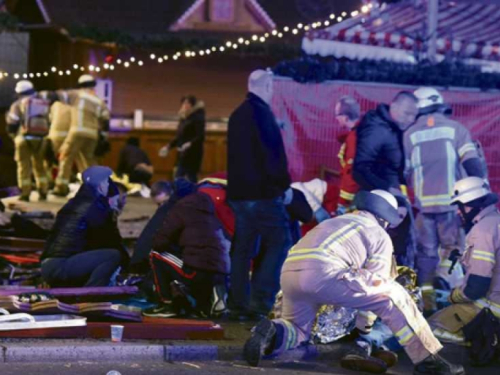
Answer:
[
  {"xmin": 67, "ymin": 26, "xmax": 301, "ymax": 59},
  {"xmin": 272, "ymin": 56, "xmax": 500, "ymax": 90}
]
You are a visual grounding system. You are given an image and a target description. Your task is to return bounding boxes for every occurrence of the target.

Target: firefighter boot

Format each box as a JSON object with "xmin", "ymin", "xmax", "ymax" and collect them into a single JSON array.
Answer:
[{"xmin": 414, "ymin": 354, "xmax": 465, "ymax": 375}]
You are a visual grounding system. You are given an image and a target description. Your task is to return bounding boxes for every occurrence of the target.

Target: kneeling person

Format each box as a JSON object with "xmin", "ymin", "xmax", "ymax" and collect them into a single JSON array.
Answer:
[
  {"xmin": 41, "ymin": 166, "xmax": 126, "ymax": 287},
  {"xmin": 145, "ymin": 186, "xmax": 231, "ymax": 318},
  {"xmin": 244, "ymin": 190, "xmax": 464, "ymax": 375},
  {"xmin": 429, "ymin": 177, "xmax": 500, "ymax": 341}
]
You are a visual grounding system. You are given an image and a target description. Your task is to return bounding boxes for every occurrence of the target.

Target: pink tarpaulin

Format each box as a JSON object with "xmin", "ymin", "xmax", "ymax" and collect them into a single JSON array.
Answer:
[{"xmin": 272, "ymin": 78, "xmax": 500, "ymax": 192}]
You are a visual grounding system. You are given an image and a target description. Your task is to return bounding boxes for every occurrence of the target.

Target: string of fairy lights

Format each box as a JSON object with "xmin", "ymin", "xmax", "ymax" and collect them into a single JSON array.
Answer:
[{"xmin": 0, "ymin": 2, "xmax": 376, "ymax": 82}]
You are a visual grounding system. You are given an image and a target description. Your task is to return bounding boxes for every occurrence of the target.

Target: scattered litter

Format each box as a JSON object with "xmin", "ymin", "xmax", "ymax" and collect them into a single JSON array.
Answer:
[
  {"xmin": 232, "ymin": 364, "xmax": 264, "ymax": 371},
  {"xmin": 181, "ymin": 362, "xmax": 201, "ymax": 369}
]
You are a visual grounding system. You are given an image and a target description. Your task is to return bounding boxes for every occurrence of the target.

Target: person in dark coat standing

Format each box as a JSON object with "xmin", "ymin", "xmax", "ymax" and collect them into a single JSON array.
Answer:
[
  {"xmin": 159, "ymin": 95, "xmax": 206, "ymax": 183},
  {"xmin": 353, "ymin": 91, "xmax": 419, "ymax": 267},
  {"xmin": 144, "ymin": 188, "xmax": 231, "ymax": 318},
  {"xmin": 41, "ymin": 166, "xmax": 126, "ymax": 287},
  {"xmin": 227, "ymin": 70, "xmax": 293, "ymax": 320},
  {"xmin": 353, "ymin": 91, "xmax": 419, "ymax": 192}
]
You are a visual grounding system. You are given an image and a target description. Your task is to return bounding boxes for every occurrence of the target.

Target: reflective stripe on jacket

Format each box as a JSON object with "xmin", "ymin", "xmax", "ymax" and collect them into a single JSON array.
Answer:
[
  {"xmin": 404, "ymin": 113, "xmax": 479, "ymax": 213},
  {"xmin": 282, "ymin": 211, "xmax": 393, "ymax": 279},
  {"xmin": 461, "ymin": 205, "xmax": 500, "ymax": 312}
]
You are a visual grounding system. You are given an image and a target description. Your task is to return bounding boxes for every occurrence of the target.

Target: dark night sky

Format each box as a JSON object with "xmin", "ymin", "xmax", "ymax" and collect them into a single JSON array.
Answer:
[{"xmin": 258, "ymin": 0, "xmax": 363, "ymax": 25}]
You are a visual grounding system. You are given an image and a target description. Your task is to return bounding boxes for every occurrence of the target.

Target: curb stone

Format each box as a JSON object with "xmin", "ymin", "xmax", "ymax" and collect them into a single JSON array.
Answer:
[
  {"xmin": 4, "ymin": 344, "xmax": 165, "ymax": 363},
  {"xmin": 0, "ymin": 341, "xmax": 467, "ymax": 363}
]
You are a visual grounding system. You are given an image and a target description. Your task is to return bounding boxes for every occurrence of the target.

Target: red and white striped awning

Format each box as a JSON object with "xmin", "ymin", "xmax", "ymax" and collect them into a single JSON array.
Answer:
[{"xmin": 302, "ymin": 0, "xmax": 500, "ymax": 62}]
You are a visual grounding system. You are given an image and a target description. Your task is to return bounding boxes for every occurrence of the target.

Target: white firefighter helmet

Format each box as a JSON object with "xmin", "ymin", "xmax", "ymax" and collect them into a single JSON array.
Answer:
[
  {"xmin": 451, "ymin": 177, "xmax": 490, "ymax": 205},
  {"xmin": 15, "ymin": 80, "xmax": 34, "ymax": 95},
  {"xmin": 354, "ymin": 190, "xmax": 400, "ymax": 226},
  {"xmin": 78, "ymin": 74, "xmax": 96, "ymax": 86},
  {"xmin": 414, "ymin": 87, "xmax": 444, "ymax": 109}
]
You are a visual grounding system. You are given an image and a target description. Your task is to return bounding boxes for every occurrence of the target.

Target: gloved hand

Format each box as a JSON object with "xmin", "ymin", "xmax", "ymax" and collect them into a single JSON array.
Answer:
[
  {"xmin": 178, "ymin": 141, "xmax": 192, "ymax": 153},
  {"xmin": 314, "ymin": 207, "xmax": 331, "ymax": 223},
  {"xmin": 0, "ymin": 213, "xmax": 11, "ymax": 226},
  {"xmin": 449, "ymin": 288, "xmax": 468, "ymax": 304},
  {"xmin": 336, "ymin": 204, "xmax": 347, "ymax": 216},
  {"xmin": 283, "ymin": 188, "xmax": 293, "ymax": 205},
  {"xmin": 158, "ymin": 145, "xmax": 170, "ymax": 157}
]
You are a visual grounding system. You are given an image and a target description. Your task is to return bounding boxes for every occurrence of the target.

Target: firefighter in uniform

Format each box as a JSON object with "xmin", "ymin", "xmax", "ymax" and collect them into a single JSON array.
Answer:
[
  {"xmin": 335, "ymin": 96, "xmax": 361, "ymax": 215},
  {"xmin": 53, "ymin": 75, "xmax": 110, "ymax": 197},
  {"xmin": 6, "ymin": 80, "xmax": 50, "ymax": 202},
  {"xmin": 45, "ymin": 96, "xmax": 71, "ymax": 184},
  {"xmin": 243, "ymin": 190, "xmax": 464, "ymax": 375},
  {"xmin": 429, "ymin": 177, "xmax": 500, "ymax": 341},
  {"xmin": 404, "ymin": 87, "xmax": 485, "ymax": 312}
]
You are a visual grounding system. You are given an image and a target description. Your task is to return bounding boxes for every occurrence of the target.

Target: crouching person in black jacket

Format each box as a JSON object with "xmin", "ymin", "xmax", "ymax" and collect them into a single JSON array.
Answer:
[
  {"xmin": 144, "ymin": 183, "xmax": 231, "ymax": 318},
  {"xmin": 41, "ymin": 166, "xmax": 127, "ymax": 287}
]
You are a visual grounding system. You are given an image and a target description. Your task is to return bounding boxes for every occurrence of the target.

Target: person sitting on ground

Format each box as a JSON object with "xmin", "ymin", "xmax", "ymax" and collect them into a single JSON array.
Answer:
[
  {"xmin": 243, "ymin": 190, "xmax": 464, "ymax": 375},
  {"xmin": 117, "ymin": 137, "xmax": 154, "ymax": 185},
  {"xmin": 41, "ymin": 166, "xmax": 127, "ymax": 287},
  {"xmin": 144, "ymin": 184, "xmax": 231, "ymax": 318},
  {"xmin": 429, "ymin": 177, "xmax": 500, "ymax": 343}
]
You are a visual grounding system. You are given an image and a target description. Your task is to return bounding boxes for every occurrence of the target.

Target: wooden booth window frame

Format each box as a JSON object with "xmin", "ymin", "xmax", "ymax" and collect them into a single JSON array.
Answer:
[{"xmin": 210, "ymin": 0, "xmax": 235, "ymax": 23}]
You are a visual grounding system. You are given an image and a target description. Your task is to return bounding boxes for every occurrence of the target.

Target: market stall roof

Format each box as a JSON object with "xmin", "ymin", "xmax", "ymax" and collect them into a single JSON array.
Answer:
[{"xmin": 302, "ymin": 0, "xmax": 500, "ymax": 63}]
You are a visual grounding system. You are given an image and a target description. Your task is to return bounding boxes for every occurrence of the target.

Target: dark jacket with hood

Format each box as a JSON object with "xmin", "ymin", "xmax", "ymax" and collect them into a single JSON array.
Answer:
[
  {"xmin": 353, "ymin": 104, "xmax": 405, "ymax": 191},
  {"xmin": 130, "ymin": 179, "xmax": 196, "ymax": 272},
  {"xmin": 169, "ymin": 102, "xmax": 206, "ymax": 173},
  {"xmin": 152, "ymin": 191, "xmax": 231, "ymax": 275},
  {"xmin": 227, "ymin": 93, "xmax": 291, "ymax": 201},
  {"xmin": 41, "ymin": 184, "xmax": 123, "ymax": 260}
]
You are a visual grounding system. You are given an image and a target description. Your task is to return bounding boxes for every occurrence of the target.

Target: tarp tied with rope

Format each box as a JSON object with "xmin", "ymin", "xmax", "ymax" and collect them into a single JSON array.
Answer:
[{"xmin": 303, "ymin": 0, "xmax": 500, "ymax": 63}]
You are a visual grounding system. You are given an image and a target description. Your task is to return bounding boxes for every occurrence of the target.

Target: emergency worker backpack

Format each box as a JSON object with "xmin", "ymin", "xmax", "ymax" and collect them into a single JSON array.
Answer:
[
  {"xmin": 22, "ymin": 97, "xmax": 50, "ymax": 137},
  {"xmin": 462, "ymin": 307, "xmax": 500, "ymax": 367}
]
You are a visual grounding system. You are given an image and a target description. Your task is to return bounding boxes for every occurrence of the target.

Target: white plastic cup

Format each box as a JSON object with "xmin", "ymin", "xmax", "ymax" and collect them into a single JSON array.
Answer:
[{"xmin": 111, "ymin": 325, "xmax": 124, "ymax": 342}]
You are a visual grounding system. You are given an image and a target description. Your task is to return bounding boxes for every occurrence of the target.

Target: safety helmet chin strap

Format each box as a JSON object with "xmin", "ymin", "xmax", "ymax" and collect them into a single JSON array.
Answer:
[
  {"xmin": 375, "ymin": 216, "xmax": 389, "ymax": 230},
  {"xmin": 457, "ymin": 203, "xmax": 482, "ymax": 234}
]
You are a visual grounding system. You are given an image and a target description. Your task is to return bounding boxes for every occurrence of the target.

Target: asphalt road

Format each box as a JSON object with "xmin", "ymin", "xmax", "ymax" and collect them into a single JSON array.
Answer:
[{"xmin": 0, "ymin": 357, "xmax": 499, "ymax": 375}]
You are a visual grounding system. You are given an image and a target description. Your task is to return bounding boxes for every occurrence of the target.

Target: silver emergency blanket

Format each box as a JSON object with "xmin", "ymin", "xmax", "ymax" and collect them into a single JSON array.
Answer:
[
  {"xmin": 311, "ymin": 305, "xmax": 358, "ymax": 344},
  {"xmin": 271, "ymin": 267, "xmax": 423, "ymax": 344}
]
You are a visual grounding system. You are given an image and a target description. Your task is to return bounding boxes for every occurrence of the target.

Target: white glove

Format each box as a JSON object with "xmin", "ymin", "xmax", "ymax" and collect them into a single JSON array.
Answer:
[
  {"xmin": 0, "ymin": 213, "xmax": 11, "ymax": 226},
  {"xmin": 158, "ymin": 145, "xmax": 169, "ymax": 158},
  {"xmin": 178, "ymin": 142, "xmax": 192, "ymax": 153}
]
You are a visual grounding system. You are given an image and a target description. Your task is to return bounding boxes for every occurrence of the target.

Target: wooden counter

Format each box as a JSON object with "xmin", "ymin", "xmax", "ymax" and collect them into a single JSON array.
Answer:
[{"xmin": 100, "ymin": 122, "xmax": 228, "ymax": 182}]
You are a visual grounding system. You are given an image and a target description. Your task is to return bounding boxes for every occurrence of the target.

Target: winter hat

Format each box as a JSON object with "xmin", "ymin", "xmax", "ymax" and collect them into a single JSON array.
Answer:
[
  {"xmin": 174, "ymin": 178, "xmax": 196, "ymax": 198},
  {"xmin": 82, "ymin": 166, "xmax": 113, "ymax": 188}
]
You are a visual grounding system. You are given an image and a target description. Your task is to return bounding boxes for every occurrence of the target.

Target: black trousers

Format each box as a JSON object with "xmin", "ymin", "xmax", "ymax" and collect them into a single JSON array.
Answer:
[{"xmin": 150, "ymin": 251, "xmax": 221, "ymax": 313}]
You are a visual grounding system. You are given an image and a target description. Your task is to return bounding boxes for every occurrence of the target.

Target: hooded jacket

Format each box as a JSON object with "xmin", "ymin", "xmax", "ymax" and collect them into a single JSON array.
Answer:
[
  {"xmin": 41, "ymin": 184, "xmax": 122, "ymax": 260},
  {"xmin": 130, "ymin": 179, "xmax": 196, "ymax": 272},
  {"xmin": 152, "ymin": 191, "xmax": 230, "ymax": 274},
  {"xmin": 354, "ymin": 104, "xmax": 405, "ymax": 191},
  {"xmin": 169, "ymin": 101, "xmax": 206, "ymax": 173}
]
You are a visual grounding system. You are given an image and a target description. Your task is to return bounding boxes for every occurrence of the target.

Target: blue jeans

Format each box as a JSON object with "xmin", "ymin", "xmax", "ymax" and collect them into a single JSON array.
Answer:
[
  {"xmin": 41, "ymin": 249, "xmax": 122, "ymax": 287},
  {"xmin": 229, "ymin": 197, "xmax": 292, "ymax": 315}
]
